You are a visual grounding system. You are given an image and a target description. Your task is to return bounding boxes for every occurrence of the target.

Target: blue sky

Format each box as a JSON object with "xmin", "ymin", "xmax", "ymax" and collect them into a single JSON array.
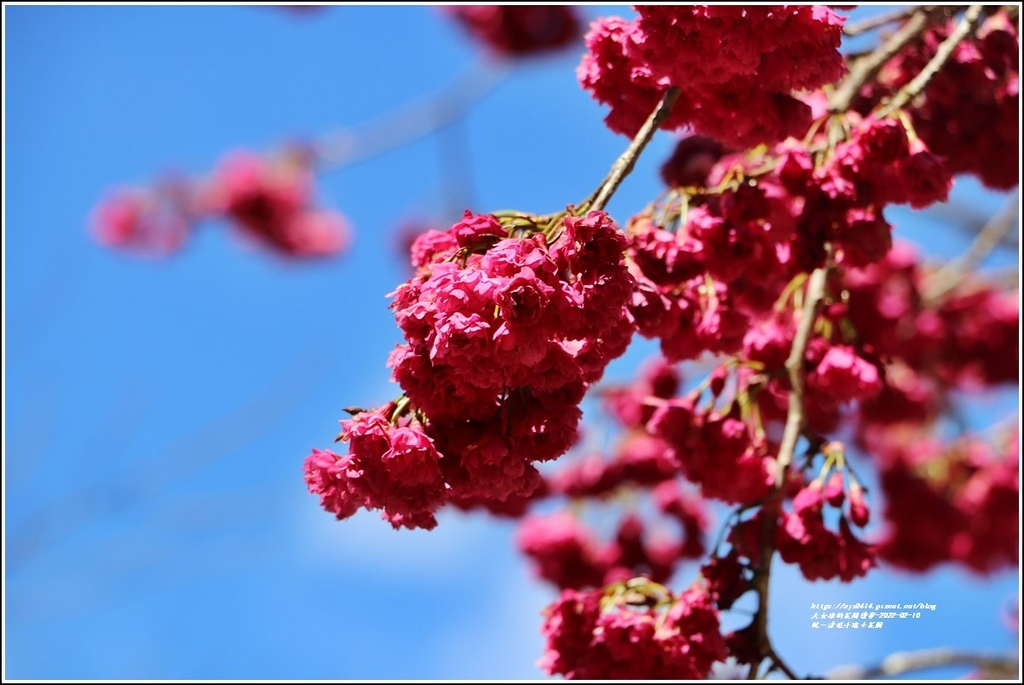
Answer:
[{"xmin": 4, "ymin": 4, "xmax": 1019, "ymax": 680}]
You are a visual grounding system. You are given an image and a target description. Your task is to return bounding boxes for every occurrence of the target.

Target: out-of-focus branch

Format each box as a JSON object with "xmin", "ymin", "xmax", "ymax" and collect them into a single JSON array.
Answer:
[
  {"xmin": 827, "ymin": 648, "xmax": 1019, "ymax": 679},
  {"xmin": 829, "ymin": 7, "xmax": 935, "ymax": 113},
  {"xmin": 990, "ymin": 267, "xmax": 1020, "ymax": 292},
  {"xmin": 923, "ymin": 195, "xmax": 1019, "ymax": 249},
  {"xmin": 312, "ymin": 60, "xmax": 511, "ymax": 170},
  {"xmin": 7, "ymin": 336, "xmax": 335, "ymax": 572},
  {"xmin": 923, "ymin": 194, "xmax": 1020, "ymax": 304},
  {"xmin": 843, "ymin": 7, "xmax": 921, "ymax": 37},
  {"xmin": 878, "ymin": 5, "xmax": 984, "ymax": 117}
]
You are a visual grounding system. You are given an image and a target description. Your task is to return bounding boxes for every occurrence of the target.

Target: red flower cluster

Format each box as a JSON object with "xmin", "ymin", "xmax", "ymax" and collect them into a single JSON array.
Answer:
[
  {"xmin": 205, "ymin": 150, "xmax": 350, "ymax": 257},
  {"xmin": 306, "ymin": 209, "xmax": 636, "ymax": 527},
  {"xmin": 539, "ymin": 582, "xmax": 726, "ymax": 679},
  {"xmin": 659, "ymin": 134, "xmax": 728, "ymax": 189},
  {"xmin": 627, "ymin": 112, "xmax": 952, "ymax": 381},
  {"xmin": 303, "ymin": 407, "xmax": 446, "ymax": 530},
  {"xmin": 91, "ymin": 181, "xmax": 195, "ymax": 256},
  {"xmin": 91, "ymin": 149, "xmax": 350, "ymax": 259},
  {"xmin": 578, "ymin": 7, "xmax": 846, "ymax": 147},
  {"xmin": 441, "ymin": 5, "xmax": 582, "ymax": 57},
  {"xmin": 845, "ymin": 243, "xmax": 1019, "ymax": 392},
  {"xmin": 775, "ymin": 475, "xmax": 876, "ymax": 582},
  {"xmin": 645, "ymin": 389, "xmax": 775, "ymax": 505},
  {"xmin": 516, "ymin": 507, "xmax": 701, "ymax": 591},
  {"xmin": 859, "ymin": 9, "xmax": 1020, "ymax": 190},
  {"xmin": 874, "ymin": 431, "xmax": 1019, "ymax": 573}
]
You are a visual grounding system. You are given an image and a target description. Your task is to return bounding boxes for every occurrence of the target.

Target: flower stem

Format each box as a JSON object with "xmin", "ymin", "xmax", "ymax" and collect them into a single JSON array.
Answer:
[{"xmin": 585, "ymin": 87, "xmax": 682, "ymax": 213}]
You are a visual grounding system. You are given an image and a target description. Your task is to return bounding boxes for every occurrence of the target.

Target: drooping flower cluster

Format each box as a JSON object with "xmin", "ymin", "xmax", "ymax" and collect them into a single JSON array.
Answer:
[
  {"xmin": 466, "ymin": 357, "xmax": 708, "ymax": 591},
  {"xmin": 539, "ymin": 581, "xmax": 726, "ymax": 679},
  {"xmin": 643, "ymin": 378, "xmax": 776, "ymax": 505},
  {"xmin": 391, "ymin": 210, "xmax": 634, "ymax": 497},
  {"xmin": 774, "ymin": 468, "xmax": 877, "ymax": 582},
  {"xmin": 441, "ymin": 5, "xmax": 582, "ymax": 57},
  {"xmin": 857, "ymin": 8, "xmax": 1020, "ymax": 190},
  {"xmin": 303, "ymin": 405, "xmax": 447, "ymax": 530},
  {"xmin": 91, "ymin": 148, "xmax": 351, "ymax": 258},
  {"xmin": 306, "ymin": 209, "xmax": 636, "ymax": 528},
  {"xmin": 578, "ymin": 6, "xmax": 847, "ymax": 147}
]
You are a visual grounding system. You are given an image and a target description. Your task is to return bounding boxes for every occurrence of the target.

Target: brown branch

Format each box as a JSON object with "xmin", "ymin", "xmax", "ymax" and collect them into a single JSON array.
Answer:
[
  {"xmin": 829, "ymin": 7, "xmax": 935, "ymax": 113},
  {"xmin": 585, "ymin": 86, "xmax": 682, "ymax": 213},
  {"xmin": 776, "ymin": 266, "xmax": 830, "ymax": 487},
  {"xmin": 312, "ymin": 59, "xmax": 512, "ymax": 170},
  {"xmin": 922, "ymin": 194, "xmax": 1020, "ymax": 304},
  {"xmin": 768, "ymin": 644, "xmax": 800, "ymax": 680},
  {"xmin": 827, "ymin": 648, "xmax": 1019, "ymax": 679},
  {"xmin": 878, "ymin": 4, "xmax": 985, "ymax": 117},
  {"xmin": 747, "ymin": 265, "xmax": 831, "ymax": 680},
  {"xmin": 844, "ymin": 6, "xmax": 921, "ymax": 37},
  {"xmin": 991, "ymin": 267, "xmax": 1020, "ymax": 292}
]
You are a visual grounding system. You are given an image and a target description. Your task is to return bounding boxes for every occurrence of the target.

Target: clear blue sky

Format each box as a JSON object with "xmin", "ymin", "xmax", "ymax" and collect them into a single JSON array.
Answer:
[{"xmin": 4, "ymin": 4, "xmax": 1018, "ymax": 680}]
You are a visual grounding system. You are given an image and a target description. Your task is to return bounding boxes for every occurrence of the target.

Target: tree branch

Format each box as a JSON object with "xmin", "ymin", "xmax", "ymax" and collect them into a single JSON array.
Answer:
[
  {"xmin": 768, "ymin": 644, "xmax": 800, "ymax": 680},
  {"xmin": 922, "ymin": 194, "xmax": 1020, "ymax": 304},
  {"xmin": 776, "ymin": 266, "xmax": 830, "ymax": 487},
  {"xmin": 829, "ymin": 7, "xmax": 934, "ymax": 113},
  {"xmin": 877, "ymin": 4, "xmax": 984, "ymax": 117},
  {"xmin": 748, "ymin": 265, "xmax": 830, "ymax": 680},
  {"xmin": 585, "ymin": 86, "xmax": 682, "ymax": 213},
  {"xmin": 843, "ymin": 7, "xmax": 921, "ymax": 37},
  {"xmin": 827, "ymin": 648, "xmax": 1019, "ymax": 679},
  {"xmin": 312, "ymin": 60, "xmax": 511, "ymax": 170}
]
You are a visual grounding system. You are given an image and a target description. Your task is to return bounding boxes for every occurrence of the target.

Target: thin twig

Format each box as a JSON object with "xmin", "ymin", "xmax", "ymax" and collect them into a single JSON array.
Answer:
[
  {"xmin": 829, "ymin": 7, "xmax": 935, "ymax": 113},
  {"xmin": 878, "ymin": 5, "xmax": 985, "ymax": 117},
  {"xmin": 827, "ymin": 648, "xmax": 1019, "ymax": 679},
  {"xmin": 312, "ymin": 60, "xmax": 512, "ymax": 170},
  {"xmin": 843, "ymin": 6, "xmax": 921, "ymax": 37},
  {"xmin": 747, "ymin": 265, "xmax": 831, "ymax": 680},
  {"xmin": 585, "ymin": 87, "xmax": 682, "ymax": 213},
  {"xmin": 776, "ymin": 266, "xmax": 830, "ymax": 487},
  {"xmin": 922, "ymin": 194, "xmax": 1020, "ymax": 304}
]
